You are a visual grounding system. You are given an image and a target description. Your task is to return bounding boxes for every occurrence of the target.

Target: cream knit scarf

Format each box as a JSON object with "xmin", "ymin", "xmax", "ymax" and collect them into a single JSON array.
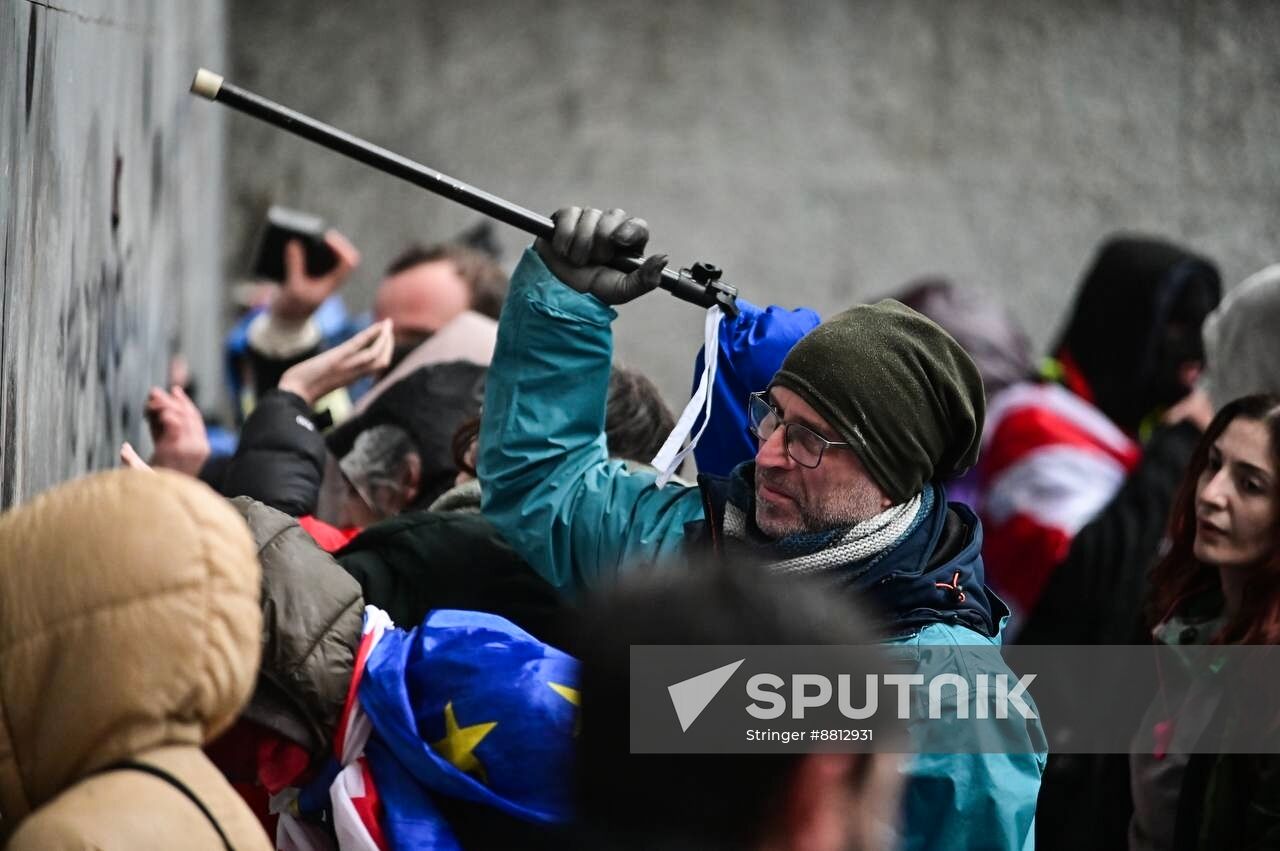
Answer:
[{"xmin": 721, "ymin": 465, "xmax": 929, "ymax": 578}]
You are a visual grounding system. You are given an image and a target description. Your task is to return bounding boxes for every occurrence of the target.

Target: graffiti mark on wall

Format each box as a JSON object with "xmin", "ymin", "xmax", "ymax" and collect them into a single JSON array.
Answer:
[{"xmin": 0, "ymin": 3, "xmax": 225, "ymax": 508}]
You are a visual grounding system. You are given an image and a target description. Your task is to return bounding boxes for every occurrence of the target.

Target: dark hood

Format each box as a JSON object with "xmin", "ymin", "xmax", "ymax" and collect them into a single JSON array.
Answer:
[
  {"xmin": 328, "ymin": 360, "xmax": 487, "ymax": 509},
  {"xmin": 1054, "ymin": 235, "xmax": 1220, "ymax": 432}
]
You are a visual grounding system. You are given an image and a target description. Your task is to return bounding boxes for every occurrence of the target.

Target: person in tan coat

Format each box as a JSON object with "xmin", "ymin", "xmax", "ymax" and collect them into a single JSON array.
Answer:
[{"xmin": 0, "ymin": 469, "xmax": 272, "ymax": 850}]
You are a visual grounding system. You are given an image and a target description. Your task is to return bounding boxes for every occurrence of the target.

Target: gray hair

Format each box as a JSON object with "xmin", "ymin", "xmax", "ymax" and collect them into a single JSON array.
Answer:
[{"xmin": 339, "ymin": 424, "xmax": 418, "ymax": 520}]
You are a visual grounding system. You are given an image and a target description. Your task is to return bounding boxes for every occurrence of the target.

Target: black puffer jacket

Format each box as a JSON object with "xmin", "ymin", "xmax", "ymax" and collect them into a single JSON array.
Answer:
[
  {"xmin": 214, "ymin": 390, "xmax": 328, "ymax": 517},
  {"xmin": 230, "ymin": 497, "xmax": 362, "ymax": 755},
  {"xmin": 336, "ymin": 493, "xmax": 578, "ymax": 654}
]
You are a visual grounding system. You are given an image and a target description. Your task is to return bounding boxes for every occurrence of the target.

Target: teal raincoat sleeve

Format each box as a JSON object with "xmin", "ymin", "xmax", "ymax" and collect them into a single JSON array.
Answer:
[{"xmin": 478, "ymin": 248, "xmax": 704, "ymax": 593}]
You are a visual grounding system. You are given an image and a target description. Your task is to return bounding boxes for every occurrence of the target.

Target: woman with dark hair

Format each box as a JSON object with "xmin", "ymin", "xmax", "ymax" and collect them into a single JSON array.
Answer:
[{"xmin": 1130, "ymin": 393, "xmax": 1280, "ymax": 850}]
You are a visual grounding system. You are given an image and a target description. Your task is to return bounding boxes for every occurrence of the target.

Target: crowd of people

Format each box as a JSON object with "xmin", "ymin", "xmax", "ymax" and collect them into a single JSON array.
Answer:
[{"xmin": 2, "ymin": 202, "xmax": 1279, "ymax": 851}]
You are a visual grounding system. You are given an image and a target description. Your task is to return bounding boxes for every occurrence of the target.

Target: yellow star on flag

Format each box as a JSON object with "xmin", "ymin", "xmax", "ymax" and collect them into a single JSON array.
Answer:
[
  {"xmin": 549, "ymin": 682, "xmax": 582, "ymax": 736},
  {"xmin": 431, "ymin": 701, "xmax": 497, "ymax": 784},
  {"xmin": 548, "ymin": 682, "xmax": 580, "ymax": 706}
]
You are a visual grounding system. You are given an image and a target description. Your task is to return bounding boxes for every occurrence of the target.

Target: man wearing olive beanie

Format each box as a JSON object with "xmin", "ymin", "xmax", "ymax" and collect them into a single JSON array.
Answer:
[
  {"xmin": 477, "ymin": 207, "xmax": 1044, "ymax": 851},
  {"xmin": 768, "ymin": 298, "xmax": 984, "ymax": 506}
]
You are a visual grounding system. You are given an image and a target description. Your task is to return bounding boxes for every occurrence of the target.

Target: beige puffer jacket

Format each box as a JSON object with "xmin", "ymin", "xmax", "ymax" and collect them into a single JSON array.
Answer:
[{"xmin": 0, "ymin": 469, "xmax": 271, "ymax": 850}]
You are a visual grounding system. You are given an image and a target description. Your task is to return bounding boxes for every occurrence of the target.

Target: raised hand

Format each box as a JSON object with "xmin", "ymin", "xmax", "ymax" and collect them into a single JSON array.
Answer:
[
  {"xmin": 534, "ymin": 207, "xmax": 666, "ymax": 305},
  {"xmin": 271, "ymin": 229, "xmax": 361, "ymax": 322},
  {"xmin": 143, "ymin": 385, "xmax": 212, "ymax": 476},
  {"xmin": 278, "ymin": 318, "xmax": 395, "ymax": 406}
]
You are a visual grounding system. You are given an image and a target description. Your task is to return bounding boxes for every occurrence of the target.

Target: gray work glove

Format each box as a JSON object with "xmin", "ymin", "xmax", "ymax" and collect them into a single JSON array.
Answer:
[{"xmin": 534, "ymin": 206, "xmax": 667, "ymax": 305}]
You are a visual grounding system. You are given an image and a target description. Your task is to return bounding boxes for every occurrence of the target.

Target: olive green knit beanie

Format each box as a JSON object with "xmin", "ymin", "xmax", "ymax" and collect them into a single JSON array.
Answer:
[{"xmin": 769, "ymin": 299, "xmax": 985, "ymax": 503}]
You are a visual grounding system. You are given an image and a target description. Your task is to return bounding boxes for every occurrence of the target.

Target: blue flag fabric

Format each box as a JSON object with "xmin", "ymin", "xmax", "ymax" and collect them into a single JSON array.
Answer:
[
  {"xmin": 691, "ymin": 298, "xmax": 821, "ymax": 477},
  {"xmin": 359, "ymin": 609, "xmax": 580, "ymax": 850},
  {"xmin": 363, "ymin": 737, "xmax": 464, "ymax": 851}
]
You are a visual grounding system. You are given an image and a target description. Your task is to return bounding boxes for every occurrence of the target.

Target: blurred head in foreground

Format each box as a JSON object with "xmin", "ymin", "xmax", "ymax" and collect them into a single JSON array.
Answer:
[
  {"xmin": 0, "ymin": 469, "xmax": 266, "ymax": 849},
  {"xmin": 574, "ymin": 563, "xmax": 904, "ymax": 851}
]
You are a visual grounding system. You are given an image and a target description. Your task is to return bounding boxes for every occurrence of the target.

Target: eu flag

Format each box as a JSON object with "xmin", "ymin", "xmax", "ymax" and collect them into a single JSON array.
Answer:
[{"xmin": 359, "ymin": 609, "xmax": 580, "ymax": 849}]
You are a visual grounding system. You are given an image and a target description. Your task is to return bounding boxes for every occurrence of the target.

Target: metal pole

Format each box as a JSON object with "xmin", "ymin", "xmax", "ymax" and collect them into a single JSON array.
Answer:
[{"xmin": 190, "ymin": 69, "xmax": 738, "ymax": 316}]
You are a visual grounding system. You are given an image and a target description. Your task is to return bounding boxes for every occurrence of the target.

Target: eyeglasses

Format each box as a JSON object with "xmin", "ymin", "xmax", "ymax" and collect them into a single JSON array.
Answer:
[{"xmin": 748, "ymin": 392, "xmax": 851, "ymax": 469}]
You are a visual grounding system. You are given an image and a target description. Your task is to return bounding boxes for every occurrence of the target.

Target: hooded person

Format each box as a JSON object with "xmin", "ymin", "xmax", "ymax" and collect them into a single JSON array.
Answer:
[
  {"xmin": 477, "ymin": 207, "xmax": 1046, "ymax": 851},
  {"xmin": 0, "ymin": 469, "xmax": 271, "ymax": 850},
  {"xmin": 1048, "ymin": 238, "xmax": 1221, "ymax": 435},
  {"xmin": 977, "ymin": 235, "xmax": 1221, "ymax": 622}
]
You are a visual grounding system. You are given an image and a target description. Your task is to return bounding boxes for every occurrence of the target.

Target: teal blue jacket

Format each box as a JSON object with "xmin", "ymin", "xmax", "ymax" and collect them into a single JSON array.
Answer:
[{"xmin": 480, "ymin": 248, "xmax": 1045, "ymax": 851}]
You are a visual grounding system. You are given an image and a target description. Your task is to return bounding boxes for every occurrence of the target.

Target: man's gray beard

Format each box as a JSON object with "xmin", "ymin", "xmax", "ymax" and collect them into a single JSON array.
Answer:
[{"xmin": 756, "ymin": 486, "xmax": 881, "ymax": 539}]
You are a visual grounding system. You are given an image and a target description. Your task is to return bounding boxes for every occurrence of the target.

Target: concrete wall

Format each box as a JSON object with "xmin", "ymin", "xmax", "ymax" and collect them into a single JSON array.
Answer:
[
  {"xmin": 224, "ymin": 0, "xmax": 1280, "ymax": 412},
  {"xmin": 0, "ymin": 0, "xmax": 226, "ymax": 508}
]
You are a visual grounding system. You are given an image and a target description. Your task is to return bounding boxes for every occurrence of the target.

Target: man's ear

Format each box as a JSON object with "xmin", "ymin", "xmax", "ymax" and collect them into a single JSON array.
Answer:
[{"xmin": 401, "ymin": 451, "xmax": 423, "ymax": 506}]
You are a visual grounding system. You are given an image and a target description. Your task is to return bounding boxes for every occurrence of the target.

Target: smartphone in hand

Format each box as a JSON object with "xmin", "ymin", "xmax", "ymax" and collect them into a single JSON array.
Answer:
[{"xmin": 251, "ymin": 205, "xmax": 339, "ymax": 281}]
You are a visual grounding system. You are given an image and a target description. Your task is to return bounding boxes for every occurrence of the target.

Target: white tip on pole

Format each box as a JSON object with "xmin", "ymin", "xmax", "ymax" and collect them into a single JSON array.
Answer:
[{"xmin": 190, "ymin": 68, "xmax": 224, "ymax": 100}]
